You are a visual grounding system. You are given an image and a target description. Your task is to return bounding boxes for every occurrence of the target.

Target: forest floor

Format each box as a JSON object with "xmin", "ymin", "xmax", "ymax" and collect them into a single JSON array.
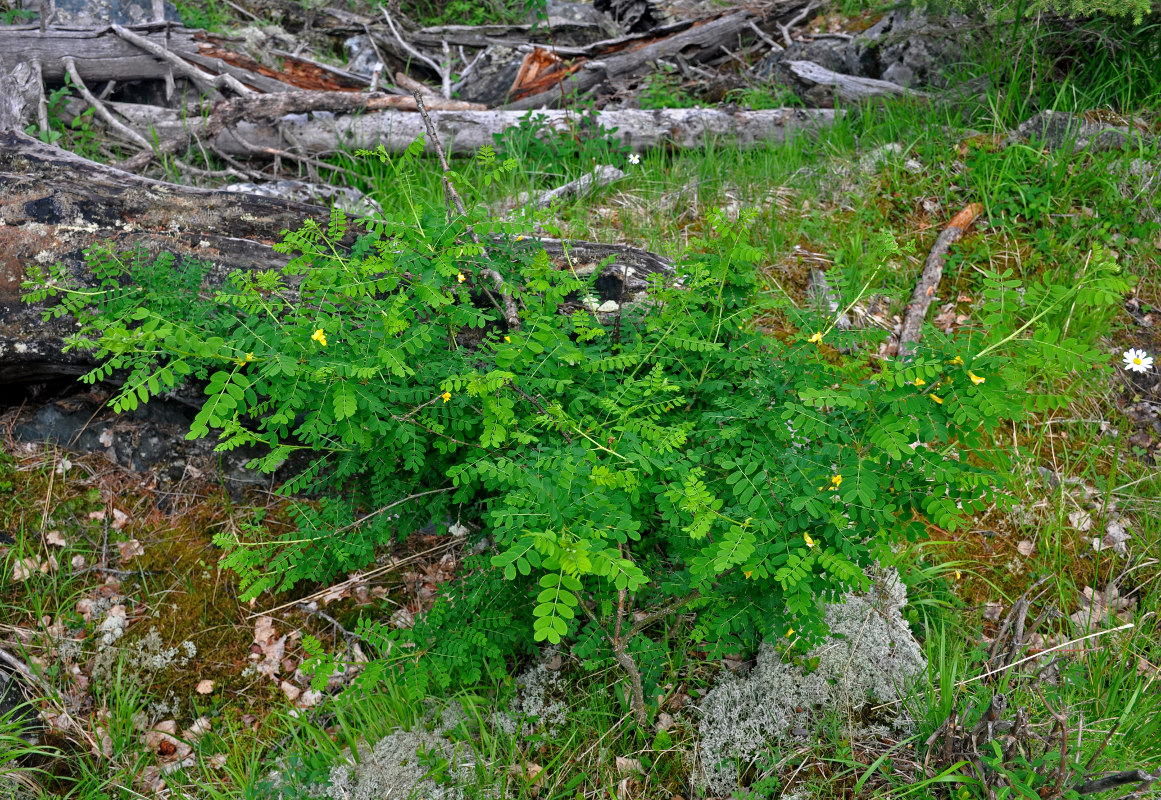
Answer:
[{"xmin": 2, "ymin": 3, "xmax": 1161, "ymax": 798}]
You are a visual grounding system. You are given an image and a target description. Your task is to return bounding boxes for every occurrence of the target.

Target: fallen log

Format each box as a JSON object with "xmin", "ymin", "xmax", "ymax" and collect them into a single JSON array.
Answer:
[
  {"xmin": 786, "ymin": 60, "xmax": 927, "ymax": 103},
  {"xmin": 84, "ymin": 103, "xmax": 839, "ymax": 156},
  {"xmin": 0, "ymin": 23, "xmax": 203, "ymax": 84},
  {"xmin": 0, "ymin": 24, "xmax": 367, "ymax": 94},
  {"xmin": 504, "ymin": 11, "xmax": 757, "ymax": 109},
  {"xmin": 0, "ymin": 130, "xmax": 672, "ymax": 382}
]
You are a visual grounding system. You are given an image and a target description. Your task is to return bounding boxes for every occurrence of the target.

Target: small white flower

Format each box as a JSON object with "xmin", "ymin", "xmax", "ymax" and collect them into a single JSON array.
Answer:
[
  {"xmin": 1122, "ymin": 348, "xmax": 1153, "ymax": 373},
  {"xmin": 628, "ymin": 153, "xmax": 640, "ymax": 165}
]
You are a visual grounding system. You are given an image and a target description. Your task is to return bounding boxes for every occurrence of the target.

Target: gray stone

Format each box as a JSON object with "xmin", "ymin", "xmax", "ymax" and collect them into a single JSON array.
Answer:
[
  {"xmin": 1004, "ymin": 110, "xmax": 1157, "ymax": 153},
  {"xmin": 343, "ymin": 35, "xmax": 383, "ymax": 80},
  {"xmin": 33, "ymin": 0, "xmax": 181, "ymax": 27}
]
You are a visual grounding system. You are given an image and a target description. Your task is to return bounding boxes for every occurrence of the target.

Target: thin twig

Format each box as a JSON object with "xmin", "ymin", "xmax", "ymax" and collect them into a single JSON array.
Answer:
[
  {"xmin": 777, "ymin": 0, "xmax": 819, "ymax": 47},
  {"xmin": 112, "ymin": 24, "xmax": 254, "ymax": 97},
  {"xmin": 61, "ymin": 57, "xmax": 152, "ymax": 151},
  {"xmin": 382, "ymin": 9, "xmax": 451, "ymax": 98}
]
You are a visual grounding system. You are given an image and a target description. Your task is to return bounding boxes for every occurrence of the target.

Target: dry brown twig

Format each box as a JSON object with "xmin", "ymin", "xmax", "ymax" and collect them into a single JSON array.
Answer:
[{"xmin": 897, "ymin": 202, "xmax": 984, "ymax": 356}]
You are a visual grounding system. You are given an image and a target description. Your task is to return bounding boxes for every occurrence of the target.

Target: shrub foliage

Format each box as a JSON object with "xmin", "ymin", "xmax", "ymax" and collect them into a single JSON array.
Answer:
[{"xmin": 22, "ymin": 140, "xmax": 1128, "ymax": 722}]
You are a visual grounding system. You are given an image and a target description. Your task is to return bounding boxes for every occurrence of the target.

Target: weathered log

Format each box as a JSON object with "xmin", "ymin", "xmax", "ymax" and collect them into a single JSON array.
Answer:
[
  {"xmin": 0, "ymin": 24, "xmax": 368, "ymax": 94},
  {"xmin": 786, "ymin": 60, "xmax": 927, "ymax": 103},
  {"xmin": 0, "ymin": 129, "xmax": 327, "ymax": 381},
  {"xmin": 504, "ymin": 11, "xmax": 757, "ymax": 109},
  {"xmin": 0, "ymin": 23, "xmax": 203, "ymax": 84},
  {"xmin": 83, "ymin": 102, "xmax": 839, "ymax": 156},
  {"xmin": 0, "ymin": 130, "xmax": 672, "ymax": 382}
]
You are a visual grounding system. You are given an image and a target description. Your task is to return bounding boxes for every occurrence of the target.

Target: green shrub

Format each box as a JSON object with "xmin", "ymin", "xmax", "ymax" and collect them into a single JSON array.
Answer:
[{"xmin": 21, "ymin": 140, "xmax": 1129, "ymax": 724}]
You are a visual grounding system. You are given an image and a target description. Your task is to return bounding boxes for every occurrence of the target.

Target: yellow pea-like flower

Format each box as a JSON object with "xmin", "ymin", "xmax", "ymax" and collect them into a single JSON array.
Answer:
[
  {"xmin": 808, "ymin": 332, "xmax": 823, "ymax": 344},
  {"xmin": 969, "ymin": 371, "xmax": 985, "ymax": 385},
  {"xmin": 441, "ymin": 391, "xmax": 452, "ymax": 403},
  {"xmin": 912, "ymin": 377, "xmax": 926, "ymax": 386},
  {"xmin": 311, "ymin": 329, "xmax": 327, "ymax": 347},
  {"xmin": 931, "ymin": 394, "xmax": 944, "ymax": 404},
  {"xmin": 831, "ymin": 474, "xmax": 842, "ymax": 487},
  {"xmin": 457, "ymin": 273, "xmax": 466, "ymax": 283},
  {"xmin": 743, "ymin": 570, "xmax": 753, "ymax": 579},
  {"xmin": 504, "ymin": 336, "xmax": 511, "ymax": 343},
  {"xmin": 785, "ymin": 627, "xmax": 795, "ymax": 638},
  {"xmin": 804, "ymin": 532, "xmax": 815, "ymax": 548}
]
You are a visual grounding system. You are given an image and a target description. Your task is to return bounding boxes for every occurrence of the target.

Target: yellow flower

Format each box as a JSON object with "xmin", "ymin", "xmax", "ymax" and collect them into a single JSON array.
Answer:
[
  {"xmin": 808, "ymin": 332, "xmax": 823, "ymax": 344},
  {"xmin": 743, "ymin": 570, "xmax": 753, "ymax": 579},
  {"xmin": 244, "ymin": 352, "xmax": 255, "ymax": 362},
  {"xmin": 969, "ymin": 371, "xmax": 985, "ymax": 385},
  {"xmin": 311, "ymin": 329, "xmax": 327, "ymax": 347},
  {"xmin": 785, "ymin": 627, "xmax": 795, "ymax": 638},
  {"xmin": 930, "ymin": 394, "xmax": 944, "ymax": 404},
  {"xmin": 441, "ymin": 391, "xmax": 452, "ymax": 403},
  {"xmin": 950, "ymin": 355, "xmax": 964, "ymax": 365},
  {"xmin": 504, "ymin": 336, "xmax": 511, "ymax": 343},
  {"xmin": 804, "ymin": 532, "xmax": 815, "ymax": 548},
  {"xmin": 516, "ymin": 235, "xmax": 524, "ymax": 241},
  {"xmin": 830, "ymin": 474, "xmax": 842, "ymax": 487},
  {"xmin": 457, "ymin": 272, "xmax": 466, "ymax": 283},
  {"xmin": 912, "ymin": 377, "xmax": 926, "ymax": 386},
  {"xmin": 954, "ymin": 570, "xmax": 961, "ymax": 580}
]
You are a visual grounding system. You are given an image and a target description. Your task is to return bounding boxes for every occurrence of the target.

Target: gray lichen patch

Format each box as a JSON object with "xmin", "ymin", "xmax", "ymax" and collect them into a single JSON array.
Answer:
[
  {"xmin": 696, "ymin": 569, "xmax": 927, "ymax": 796},
  {"xmin": 317, "ymin": 703, "xmax": 502, "ymax": 800}
]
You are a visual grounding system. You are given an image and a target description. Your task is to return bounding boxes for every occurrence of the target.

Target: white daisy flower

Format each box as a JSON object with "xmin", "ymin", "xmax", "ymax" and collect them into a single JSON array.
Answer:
[
  {"xmin": 628, "ymin": 153, "xmax": 640, "ymax": 165},
  {"xmin": 1122, "ymin": 348, "xmax": 1153, "ymax": 373}
]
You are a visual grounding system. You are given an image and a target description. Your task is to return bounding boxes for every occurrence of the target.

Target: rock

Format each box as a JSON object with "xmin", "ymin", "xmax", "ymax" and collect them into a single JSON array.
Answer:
[
  {"xmin": 1004, "ymin": 110, "xmax": 1157, "ymax": 153},
  {"xmin": 756, "ymin": 8, "xmax": 971, "ymax": 105},
  {"xmin": 695, "ymin": 569, "xmax": 926, "ymax": 796},
  {"xmin": 11, "ymin": 395, "xmax": 301, "ymax": 499},
  {"xmin": 45, "ymin": 0, "xmax": 182, "ymax": 26},
  {"xmin": 343, "ymin": 34, "xmax": 384, "ymax": 80},
  {"xmin": 0, "ymin": 666, "xmax": 39, "ymax": 745},
  {"xmin": 533, "ymin": 0, "xmax": 620, "ymax": 33},
  {"xmin": 453, "ymin": 46, "xmax": 524, "ymax": 107},
  {"xmin": 594, "ymin": 0, "xmax": 661, "ymax": 33}
]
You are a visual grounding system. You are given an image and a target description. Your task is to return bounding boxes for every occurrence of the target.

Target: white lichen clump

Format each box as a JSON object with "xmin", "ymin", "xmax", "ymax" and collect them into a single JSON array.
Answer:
[
  {"xmin": 490, "ymin": 656, "xmax": 567, "ymax": 737},
  {"xmin": 696, "ymin": 569, "xmax": 926, "ymax": 796},
  {"xmin": 321, "ymin": 715, "xmax": 496, "ymax": 800}
]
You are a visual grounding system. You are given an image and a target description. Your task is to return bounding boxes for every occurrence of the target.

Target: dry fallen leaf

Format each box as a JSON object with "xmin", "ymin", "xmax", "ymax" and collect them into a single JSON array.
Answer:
[
  {"xmin": 253, "ymin": 616, "xmax": 287, "ymax": 679},
  {"xmin": 280, "ymin": 681, "xmax": 302, "ymax": 702},
  {"xmin": 1093, "ymin": 519, "xmax": 1132, "ymax": 554},
  {"xmin": 76, "ymin": 598, "xmax": 96, "ymax": 621},
  {"xmin": 117, "ymin": 539, "xmax": 144, "ymax": 561},
  {"xmin": 195, "ymin": 680, "xmax": 215, "ymax": 695},
  {"xmin": 185, "ymin": 717, "xmax": 212, "ymax": 739},
  {"xmin": 145, "ymin": 720, "xmax": 192, "ymax": 764},
  {"xmin": 45, "ymin": 530, "xmax": 68, "ymax": 547},
  {"xmin": 12, "ymin": 557, "xmax": 39, "ymax": 582},
  {"xmin": 209, "ymin": 753, "xmax": 228, "ymax": 769},
  {"xmin": 1070, "ymin": 585, "xmax": 1136, "ymax": 632},
  {"xmin": 71, "ymin": 555, "xmax": 85, "ymax": 570},
  {"xmin": 615, "ymin": 756, "xmax": 644, "ymax": 775},
  {"xmin": 1068, "ymin": 510, "xmax": 1093, "ymax": 532},
  {"xmin": 507, "ymin": 763, "xmax": 546, "ymax": 795},
  {"xmin": 1016, "ymin": 540, "xmax": 1034, "ymax": 556},
  {"xmin": 295, "ymin": 689, "xmax": 323, "ymax": 709},
  {"xmin": 656, "ymin": 712, "xmax": 676, "ymax": 732}
]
